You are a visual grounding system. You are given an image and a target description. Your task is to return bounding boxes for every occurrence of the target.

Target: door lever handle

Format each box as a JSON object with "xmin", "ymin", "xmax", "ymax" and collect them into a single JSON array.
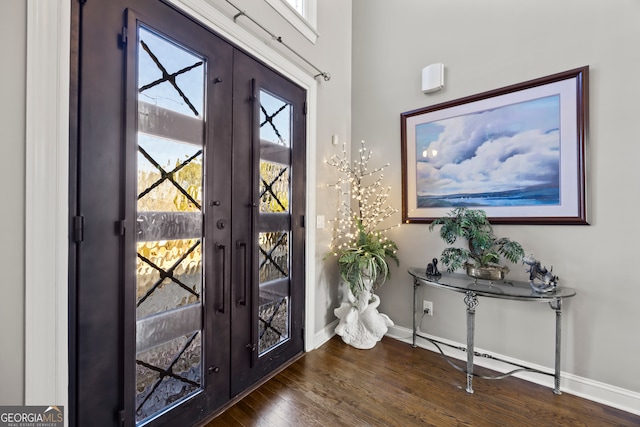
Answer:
[
  {"xmin": 236, "ymin": 240, "xmax": 248, "ymax": 306},
  {"xmin": 215, "ymin": 243, "xmax": 226, "ymax": 313}
]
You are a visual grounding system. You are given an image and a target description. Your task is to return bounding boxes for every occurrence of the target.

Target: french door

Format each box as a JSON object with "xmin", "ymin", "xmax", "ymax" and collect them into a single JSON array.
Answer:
[{"xmin": 71, "ymin": 1, "xmax": 306, "ymax": 426}]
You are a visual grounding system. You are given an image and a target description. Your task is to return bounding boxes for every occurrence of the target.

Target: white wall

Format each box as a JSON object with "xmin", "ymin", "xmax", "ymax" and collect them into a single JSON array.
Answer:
[
  {"xmin": 0, "ymin": 0, "xmax": 26, "ymax": 405},
  {"xmin": 352, "ymin": 0, "xmax": 640, "ymax": 398},
  {"xmin": 311, "ymin": 1, "xmax": 352, "ymax": 336}
]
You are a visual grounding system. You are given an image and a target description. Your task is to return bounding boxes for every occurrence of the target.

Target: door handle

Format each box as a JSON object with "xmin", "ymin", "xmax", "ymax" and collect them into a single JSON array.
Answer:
[
  {"xmin": 215, "ymin": 243, "xmax": 226, "ymax": 313},
  {"xmin": 236, "ymin": 240, "xmax": 248, "ymax": 306}
]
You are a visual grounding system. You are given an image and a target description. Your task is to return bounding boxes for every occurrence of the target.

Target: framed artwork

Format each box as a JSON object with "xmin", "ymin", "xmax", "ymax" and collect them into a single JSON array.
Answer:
[{"xmin": 401, "ymin": 66, "xmax": 589, "ymax": 225}]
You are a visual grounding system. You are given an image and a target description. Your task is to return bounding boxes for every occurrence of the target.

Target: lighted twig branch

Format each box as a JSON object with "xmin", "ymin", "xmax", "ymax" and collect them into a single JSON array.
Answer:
[{"xmin": 325, "ymin": 140, "xmax": 399, "ymax": 255}]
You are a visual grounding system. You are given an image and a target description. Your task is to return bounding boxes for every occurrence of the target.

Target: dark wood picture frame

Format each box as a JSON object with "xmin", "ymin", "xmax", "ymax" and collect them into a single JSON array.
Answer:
[{"xmin": 401, "ymin": 66, "xmax": 589, "ymax": 225}]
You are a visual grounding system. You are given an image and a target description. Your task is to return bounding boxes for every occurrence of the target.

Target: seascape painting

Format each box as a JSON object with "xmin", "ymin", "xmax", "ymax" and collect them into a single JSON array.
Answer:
[
  {"xmin": 415, "ymin": 95, "xmax": 560, "ymax": 209},
  {"xmin": 401, "ymin": 66, "xmax": 588, "ymax": 224}
]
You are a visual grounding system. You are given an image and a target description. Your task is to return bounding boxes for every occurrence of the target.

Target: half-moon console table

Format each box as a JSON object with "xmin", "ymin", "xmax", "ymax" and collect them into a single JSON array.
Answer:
[{"xmin": 408, "ymin": 267, "xmax": 576, "ymax": 394}]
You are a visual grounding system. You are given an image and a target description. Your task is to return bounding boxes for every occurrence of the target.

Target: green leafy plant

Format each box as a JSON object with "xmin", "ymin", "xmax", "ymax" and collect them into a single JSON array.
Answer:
[
  {"xmin": 336, "ymin": 219, "xmax": 399, "ymax": 295},
  {"xmin": 429, "ymin": 207, "xmax": 524, "ymax": 273}
]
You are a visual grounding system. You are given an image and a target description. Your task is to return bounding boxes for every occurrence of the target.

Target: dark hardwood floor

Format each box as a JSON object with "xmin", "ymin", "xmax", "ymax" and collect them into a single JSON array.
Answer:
[{"xmin": 203, "ymin": 336, "xmax": 639, "ymax": 426}]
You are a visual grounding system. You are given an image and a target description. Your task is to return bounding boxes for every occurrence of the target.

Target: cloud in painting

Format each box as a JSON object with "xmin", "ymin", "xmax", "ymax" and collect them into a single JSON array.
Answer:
[{"xmin": 415, "ymin": 95, "xmax": 560, "ymax": 196}]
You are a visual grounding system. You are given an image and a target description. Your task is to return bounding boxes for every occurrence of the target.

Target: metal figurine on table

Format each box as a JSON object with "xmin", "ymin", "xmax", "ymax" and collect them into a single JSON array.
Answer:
[
  {"xmin": 426, "ymin": 257, "xmax": 441, "ymax": 277},
  {"xmin": 523, "ymin": 254, "xmax": 559, "ymax": 293}
]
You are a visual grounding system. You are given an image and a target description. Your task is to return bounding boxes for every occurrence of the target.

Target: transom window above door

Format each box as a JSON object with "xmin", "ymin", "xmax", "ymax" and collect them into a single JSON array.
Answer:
[
  {"xmin": 265, "ymin": 0, "xmax": 319, "ymax": 43},
  {"xmin": 284, "ymin": 0, "xmax": 304, "ymax": 16}
]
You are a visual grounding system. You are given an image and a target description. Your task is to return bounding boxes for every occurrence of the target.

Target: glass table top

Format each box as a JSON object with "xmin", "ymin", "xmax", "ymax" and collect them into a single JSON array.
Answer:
[{"xmin": 408, "ymin": 267, "xmax": 576, "ymax": 301}]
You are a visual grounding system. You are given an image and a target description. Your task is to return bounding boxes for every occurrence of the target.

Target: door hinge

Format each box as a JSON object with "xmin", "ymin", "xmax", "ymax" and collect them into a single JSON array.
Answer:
[
  {"xmin": 73, "ymin": 215, "xmax": 84, "ymax": 243},
  {"xmin": 119, "ymin": 409, "xmax": 125, "ymax": 427},
  {"xmin": 117, "ymin": 220, "xmax": 126, "ymax": 236},
  {"xmin": 119, "ymin": 26, "xmax": 128, "ymax": 47},
  {"xmin": 303, "ymin": 101, "xmax": 307, "ymax": 115},
  {"xmin": 300, "ymin": 214, "xmax": 305, "ymax": 228}
]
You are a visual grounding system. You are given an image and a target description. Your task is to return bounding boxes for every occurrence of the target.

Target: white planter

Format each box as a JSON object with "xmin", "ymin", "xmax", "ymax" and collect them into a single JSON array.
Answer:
[{"xmin": 334, "ymin": 279, "xmax": 393, "ymax": 349}]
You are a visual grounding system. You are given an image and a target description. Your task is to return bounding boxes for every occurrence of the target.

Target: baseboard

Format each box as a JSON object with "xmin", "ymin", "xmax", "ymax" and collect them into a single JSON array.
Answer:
[
  {"xmin": 386, "ymin": 325, "xmax": 640, "ymax": 417},
  {"xmin": 312, "ymin": 319, "xmax": 338, "ymax": 350}
]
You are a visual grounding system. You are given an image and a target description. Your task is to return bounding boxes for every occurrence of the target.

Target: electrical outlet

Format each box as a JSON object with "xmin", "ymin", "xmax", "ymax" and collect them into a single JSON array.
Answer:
[{"xmin": 423, "ymin": 300, "xmax": 433, "ymax": 316}]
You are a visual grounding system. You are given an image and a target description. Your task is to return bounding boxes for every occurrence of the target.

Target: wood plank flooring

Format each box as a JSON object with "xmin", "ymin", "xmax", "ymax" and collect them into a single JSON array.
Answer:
[{"xmin": 203, "ymin": 336, "xmax": 639, "ymax": 426}]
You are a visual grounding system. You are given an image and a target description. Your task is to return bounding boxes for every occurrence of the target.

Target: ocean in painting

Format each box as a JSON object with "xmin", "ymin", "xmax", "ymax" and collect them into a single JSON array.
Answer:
[{"xmin": 417, "ymin": 185, "xmax": 559, "ymax": 208}]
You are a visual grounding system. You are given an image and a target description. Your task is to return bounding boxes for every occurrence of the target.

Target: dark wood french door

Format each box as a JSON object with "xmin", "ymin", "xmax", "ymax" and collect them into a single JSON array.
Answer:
[{"xmin": 71, "ymin": 1, "xmax": 305, "ymax": 426}]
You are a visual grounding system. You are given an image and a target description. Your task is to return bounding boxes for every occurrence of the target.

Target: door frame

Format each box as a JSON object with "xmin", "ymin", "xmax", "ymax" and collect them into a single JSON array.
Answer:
[{"xmin": 25, "ymin": 0, "xmax": 319, "ymax": 414}]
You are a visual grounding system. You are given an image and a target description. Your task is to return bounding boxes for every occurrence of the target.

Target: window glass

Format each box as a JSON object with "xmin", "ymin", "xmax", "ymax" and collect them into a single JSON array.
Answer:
[
  {"xmin": 265, "ymin": 0, "xmax": 318, "ymax": 43},
  {"xmin": 285, "ymin": 0, "xmax": 304, "ymax": 16}
]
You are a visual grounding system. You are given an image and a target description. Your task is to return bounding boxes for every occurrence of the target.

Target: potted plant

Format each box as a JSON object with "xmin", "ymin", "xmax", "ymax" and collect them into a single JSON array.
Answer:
[
  {"xmin": 336, "ymin": 218, "xmax": 399, "ymax": 297},
  {"xmin": 326, "ymin": 140, "xmax": 399, "ymax": 349},
  {"xmin": 429, "ymin": 207, "xmax": 524, "ymax": 280}
]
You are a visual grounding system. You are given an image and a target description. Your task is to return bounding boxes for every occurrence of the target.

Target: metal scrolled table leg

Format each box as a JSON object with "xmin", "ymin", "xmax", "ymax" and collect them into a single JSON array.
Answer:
[
  {"xmin": 550, "ymin": 298, "xmax": 563, "ymax": 395},
  {"xmin": 412, "ymin": 278, "xmax": 418, "ymax": 348},
  {"xmin": 464, "ymin": 291, "xmax": 479, "ymax": 393}
]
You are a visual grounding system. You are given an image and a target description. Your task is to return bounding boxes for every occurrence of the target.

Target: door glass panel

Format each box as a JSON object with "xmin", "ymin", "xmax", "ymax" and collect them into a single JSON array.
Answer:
[
  {"xmin": 259, "ymin": 90, "xmax": 291, "ymax": 146},
  {"xmin": 258, "ymin": 231, "xmax": 290, "ymax": 354},
  {"xmin": 257, "ymin": 90, "xmax": 293, "ymax": 356},
  {"xmin": 259, "ymin": 160, "xmax": 289, "ymax": 213},
  {"xmin": 135, "ymin": 25, "xmax": 205, "ymax": 425},
  {"xmin": 258, "ymin": 296, "xmax": 289, "ymax": 354},
  {"xmin": 138, "ymin": 135, "xmax": 203, "ymax": 213},
  {"xmin": 138, "ymin": 27, "xmax": 204, "ymax": 117},
  {"xmin": 258, "ymin": 231, "xmax": 289, "ymax": 282},
  {"xmin": 135, "ymin": 332, "xmax": 202, "ymax": 420},
  {"xmin": 136, "ymin": 239, "xmax": 202, "ymax": 319}
]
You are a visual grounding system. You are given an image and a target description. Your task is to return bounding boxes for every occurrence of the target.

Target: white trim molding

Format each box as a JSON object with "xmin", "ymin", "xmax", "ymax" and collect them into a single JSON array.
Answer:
[
  {"xmin": 313, "ymin": 319, "xmax": 337, "ymax": 350},
  {"xmin": 265, "ymin": 0, "xmax": 319, "ymax": 44},
  {"xmin": 386, "ymin": 325, "xmax": 640, "ymax": 417},
  {"xmin": 25, "ymin": 0, "xmax": 70, "ymax": 413}
]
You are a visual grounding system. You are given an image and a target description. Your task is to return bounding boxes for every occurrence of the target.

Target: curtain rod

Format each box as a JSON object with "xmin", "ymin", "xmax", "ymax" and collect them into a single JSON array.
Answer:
[{"xmin": 224, "ymin": 0, "xmax": 331, "ymax": 81}]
